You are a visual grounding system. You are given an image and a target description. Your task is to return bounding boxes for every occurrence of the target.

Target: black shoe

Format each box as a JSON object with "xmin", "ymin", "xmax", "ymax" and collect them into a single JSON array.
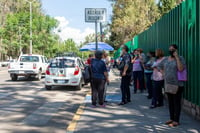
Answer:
[
  {"xmin": 157, "ymin": 104, "xmax": 164, "ymax": 107},
  {"xmin": 118, "ymin": 102, "xmax": 127, "ymax": 105},
  {"xmin": 104, "ymin": 100, "xmax": 108, "ymax": 103},
  {"xmin": 147, "ymin": 96, "xmax": 152, "ymax": 99},
  {"xmin": 127, "ymin": 100, "xmax": 131, "ymax": 103}
]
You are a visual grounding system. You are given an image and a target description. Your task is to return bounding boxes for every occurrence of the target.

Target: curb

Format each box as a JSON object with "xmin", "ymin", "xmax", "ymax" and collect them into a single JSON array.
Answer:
[{"xmin": 66, "ymin": 92, "xmax": 90, "ymax": 133}]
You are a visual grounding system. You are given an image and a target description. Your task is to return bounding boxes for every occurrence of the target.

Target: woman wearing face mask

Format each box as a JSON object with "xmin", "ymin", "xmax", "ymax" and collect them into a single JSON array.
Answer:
[
  {"xmin": 132, "ymin": 49, "xmax": 145, "ymax": 93},
  {"xmin": 157, "ymin": 44, "xmax": 186, "ymax": 127}
]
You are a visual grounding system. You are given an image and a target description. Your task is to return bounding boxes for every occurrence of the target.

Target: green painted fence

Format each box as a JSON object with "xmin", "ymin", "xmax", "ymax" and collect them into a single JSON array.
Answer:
[
  {"xmin": 113, "ymin": 39, "xmax": 138, "ymax": 59},
  {"xmin": 134, "ymin": 0, "xmax": 200, "ymax": 106}
]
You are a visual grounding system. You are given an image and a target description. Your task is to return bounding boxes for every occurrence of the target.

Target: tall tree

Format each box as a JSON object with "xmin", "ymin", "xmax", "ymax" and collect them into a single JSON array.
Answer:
[
  {"xmin": 158, "ymin": 0, "xmax": 182, "ymax": 15},
  {"xmin": 0, "ymin": 0, "xmax": 59, "ymax": 59},
  {"xmin": 109, "ymin": 0, "xmax": 160, "ymax": 49}
]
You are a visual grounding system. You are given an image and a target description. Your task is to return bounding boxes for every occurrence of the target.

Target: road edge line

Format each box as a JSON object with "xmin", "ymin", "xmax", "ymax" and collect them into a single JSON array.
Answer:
[{"xmin": 66, "ymin": 91, "xmax": 90, "ymax": 133}]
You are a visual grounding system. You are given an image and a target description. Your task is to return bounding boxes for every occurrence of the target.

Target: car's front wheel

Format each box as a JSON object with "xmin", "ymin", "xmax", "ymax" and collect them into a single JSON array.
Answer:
[{"xmin": 45, "ymin": 85, "xmax": 52, "ymax": 90}]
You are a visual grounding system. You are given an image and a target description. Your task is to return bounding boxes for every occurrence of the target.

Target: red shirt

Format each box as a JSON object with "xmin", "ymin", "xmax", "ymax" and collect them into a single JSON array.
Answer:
[{"xmin": 87, "ymin": 58, "xmax": 92, "ymax": 65}]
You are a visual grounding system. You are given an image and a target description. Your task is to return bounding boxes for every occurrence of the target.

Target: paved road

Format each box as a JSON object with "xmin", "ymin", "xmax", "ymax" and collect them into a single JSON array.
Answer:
[{"xmin": 0, "ymin": 69, "xmax": 89, "ymax": 133}]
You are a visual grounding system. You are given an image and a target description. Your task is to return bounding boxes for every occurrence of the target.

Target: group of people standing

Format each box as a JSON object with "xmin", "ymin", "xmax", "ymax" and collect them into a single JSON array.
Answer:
[
  {"xmin": 118, "ymin": 44, "xmax": 186, "ymax": 127},
  {"xmin": 88, "ymin": 44, "xmax": 186, "ymax": 128}
]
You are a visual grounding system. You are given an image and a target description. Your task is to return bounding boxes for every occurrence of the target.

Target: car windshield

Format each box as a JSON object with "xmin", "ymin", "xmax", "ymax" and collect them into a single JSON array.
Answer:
[
  {"xmin": 20, "ymin": 56, "xmax": 39, "ymax": 62},
  {"xmin": 50, "ymin": 58, "xmax": 75, "ymax": 68}
]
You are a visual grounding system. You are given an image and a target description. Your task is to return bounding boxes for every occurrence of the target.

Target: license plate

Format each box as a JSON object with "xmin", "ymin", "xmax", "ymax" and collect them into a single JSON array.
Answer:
[
  {"xmin": 57, "ymin": 80, "xmax": 65, "ymax": 84},
  {"xmin": 19, "ymin": 71, "xmax": 24, "ymax": 74}
]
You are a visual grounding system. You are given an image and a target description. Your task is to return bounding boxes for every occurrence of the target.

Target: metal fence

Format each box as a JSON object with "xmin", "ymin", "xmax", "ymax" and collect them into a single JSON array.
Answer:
[{"xmin": 134, "ymin": 0, "xmax": 200, "ymax": 106}]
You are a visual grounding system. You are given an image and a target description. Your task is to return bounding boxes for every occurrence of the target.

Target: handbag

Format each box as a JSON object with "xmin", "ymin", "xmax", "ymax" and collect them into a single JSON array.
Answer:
[
  {"xmin": 177, "ymin": 68, "xmax": 187, "ymax": 81},
  {"xmin": 165, "ymin": 83, "xmax": 179, "ymax": 94}
]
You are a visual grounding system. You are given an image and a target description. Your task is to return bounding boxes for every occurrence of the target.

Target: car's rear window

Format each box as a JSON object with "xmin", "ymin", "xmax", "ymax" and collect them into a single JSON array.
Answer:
[
  {"xmin": 20, "ymin": 56, "xmax": 39, "ymax": 62},
  {"xmin": 50, "ymin": 59, "xmax": 75, "ymax": 68}
]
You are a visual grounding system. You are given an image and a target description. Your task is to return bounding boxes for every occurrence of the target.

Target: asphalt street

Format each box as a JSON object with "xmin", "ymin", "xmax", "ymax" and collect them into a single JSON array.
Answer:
[{"xmin": 0, "ymin": 67, "xmax": 89, "ymax": 133}]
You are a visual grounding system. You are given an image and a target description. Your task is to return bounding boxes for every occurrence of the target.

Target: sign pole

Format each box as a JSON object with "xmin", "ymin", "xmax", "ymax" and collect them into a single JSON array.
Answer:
[
  {"xmin": 95, "ymin": 21, "xmax": 98, "ymax": 51},
  {"xmin": 100, "ymin": 22, "xmax": 103, "ymax": 42}
]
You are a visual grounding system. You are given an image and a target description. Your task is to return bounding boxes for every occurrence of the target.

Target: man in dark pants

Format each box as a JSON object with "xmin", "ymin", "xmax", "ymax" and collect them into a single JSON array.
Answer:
[{"xmin": 119, "ymin": 45, "xmax": 132, "ymax": 105}]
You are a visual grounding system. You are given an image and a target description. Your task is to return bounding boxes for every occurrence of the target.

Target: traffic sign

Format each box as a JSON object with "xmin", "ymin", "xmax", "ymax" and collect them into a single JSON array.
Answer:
[{"xmin": 85, "ymin": 8, "xmax": 107, "ymax": 23}]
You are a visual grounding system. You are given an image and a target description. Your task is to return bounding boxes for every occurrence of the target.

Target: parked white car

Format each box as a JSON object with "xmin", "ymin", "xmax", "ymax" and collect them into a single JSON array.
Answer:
[
  {"xmin": 8, "ymin": 54, "xmax": 48, "ymax": 81},
  {"xmin": 1, "ymin": 59, "xmax": 16, "ymax": 67},
  {"xmin": 45, "ymin": 56, "xmax": 86, "ymax": 90},
  {"xmin": 1, "ymin": 60, "xmax": 9, "ymax": 67}
]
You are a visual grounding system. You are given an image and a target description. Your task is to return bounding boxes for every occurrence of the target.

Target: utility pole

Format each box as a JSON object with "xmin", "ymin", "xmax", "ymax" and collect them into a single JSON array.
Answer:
[
  {"xmin": 26, "ymin": 0, "xmax": 36, "ymax": 54},
  {"xmin": 19, "ymin": 27, "xmax": 23, "ymax": 55},
  {"xmin": 29, "ymin": 1, "xmax": 32, "ymax": 54}
]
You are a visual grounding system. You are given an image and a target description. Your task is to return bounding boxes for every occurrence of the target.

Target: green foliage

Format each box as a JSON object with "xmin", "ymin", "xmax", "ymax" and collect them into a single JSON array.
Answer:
[
  {"xmin": 158, "ymin": 0, "xmax": 177, "ymax": 15},
  {"xmin": 109, "ymin": 0, "xmax": 160, "ymax": 49},
  {"xmin": 0, "ymin": 0, "xmax": 83, "ymax": 59}
]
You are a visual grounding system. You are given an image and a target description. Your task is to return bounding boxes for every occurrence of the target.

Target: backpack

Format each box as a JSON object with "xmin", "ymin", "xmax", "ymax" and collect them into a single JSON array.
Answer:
[{"xmin": 83, "ymin": 65, "xmax": 92, "ymax": 84}]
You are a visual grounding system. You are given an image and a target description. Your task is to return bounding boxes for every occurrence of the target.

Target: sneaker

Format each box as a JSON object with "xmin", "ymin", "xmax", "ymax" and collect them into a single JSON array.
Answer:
[{"xmin": 99, "ymin": 104, "xmax": 106, "ymax": 108}]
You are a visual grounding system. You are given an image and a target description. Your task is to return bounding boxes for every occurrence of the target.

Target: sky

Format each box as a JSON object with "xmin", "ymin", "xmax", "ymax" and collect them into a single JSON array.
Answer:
[{"xmin": 41, "ymin": 0, "xmax": 113, "ymax": 44}]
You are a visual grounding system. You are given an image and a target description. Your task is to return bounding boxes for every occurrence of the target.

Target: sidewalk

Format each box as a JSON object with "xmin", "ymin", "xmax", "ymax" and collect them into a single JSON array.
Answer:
[{"xmin": 72, "ymin": 69, "xmax": 200, "ymax": 133}]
